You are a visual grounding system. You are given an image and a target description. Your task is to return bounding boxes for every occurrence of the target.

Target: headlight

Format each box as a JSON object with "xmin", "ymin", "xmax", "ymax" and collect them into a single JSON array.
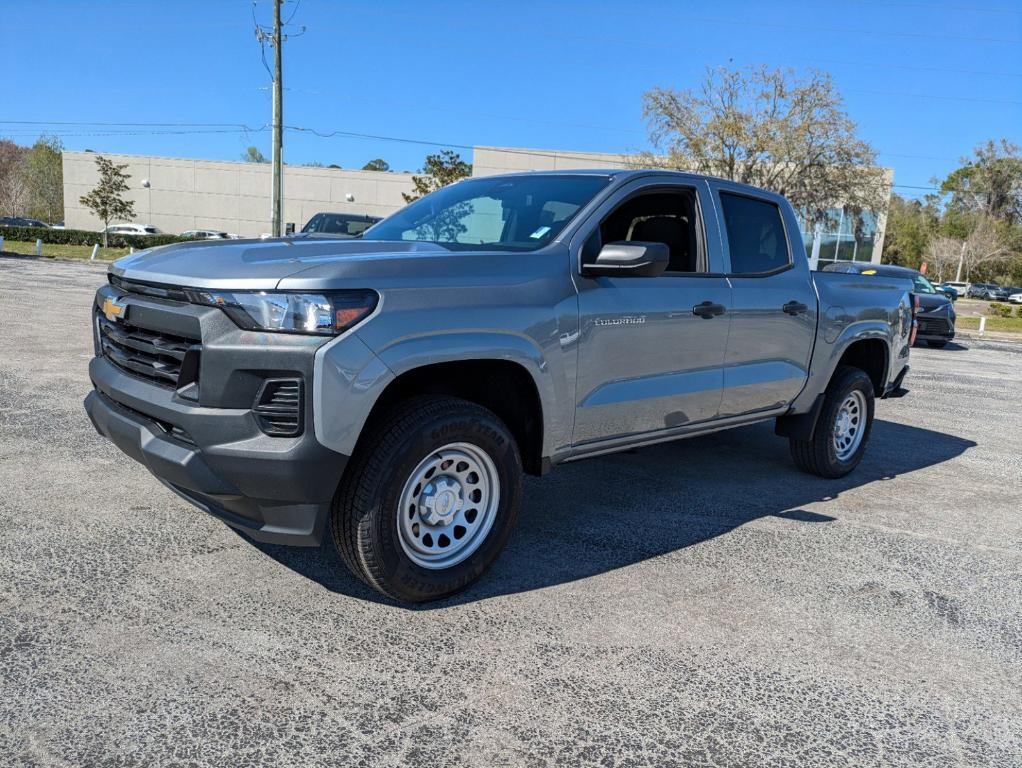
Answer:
[{"xmin": 187, "ymin": 289, "xmax": 377, "ymax": 335}]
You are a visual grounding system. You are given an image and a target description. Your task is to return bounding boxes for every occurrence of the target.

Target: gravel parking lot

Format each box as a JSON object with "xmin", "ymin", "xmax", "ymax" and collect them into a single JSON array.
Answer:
[{"xmin": 2, "ymin": 257, "xmax": 1020, "ymax": 767}]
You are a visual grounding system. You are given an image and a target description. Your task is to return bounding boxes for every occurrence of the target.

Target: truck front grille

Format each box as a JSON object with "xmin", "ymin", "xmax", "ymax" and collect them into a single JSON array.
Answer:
[{"xmin": 97, "ymin": 313, "xmax": 201, "ymax": 388}]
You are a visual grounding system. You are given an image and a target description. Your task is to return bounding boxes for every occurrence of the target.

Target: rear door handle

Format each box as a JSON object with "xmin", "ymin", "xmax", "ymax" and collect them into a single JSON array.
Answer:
[
  {"xmin": 782, "ymin": 301, "xmax": 808, "ymax": 315},
  {"xmin": 692, "ymin": 301, "xmax": 727, "ymax": 319}
]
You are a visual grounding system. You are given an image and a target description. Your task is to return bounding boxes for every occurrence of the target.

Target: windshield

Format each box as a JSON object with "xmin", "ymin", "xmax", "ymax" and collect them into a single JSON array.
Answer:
[
  {"xmin": 913, "ymin": 274, "xmax": 937, "ymax": 294},
  {"xmin": 363, "ymin": 175, "xmax": 611, "ymax": 251},
  {"xmin": 302, "ymin": 213, "xmax": 379, "ymax": 236}
]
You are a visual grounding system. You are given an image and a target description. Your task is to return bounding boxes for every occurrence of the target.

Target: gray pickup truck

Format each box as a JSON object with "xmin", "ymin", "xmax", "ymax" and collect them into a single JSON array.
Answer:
[{"xmin": 85, "ymin": 170, "xmax": 914, "ymax": 601}]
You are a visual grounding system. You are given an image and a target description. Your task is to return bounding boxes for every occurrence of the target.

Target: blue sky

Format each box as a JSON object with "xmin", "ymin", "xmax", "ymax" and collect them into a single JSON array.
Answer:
[{"xmin": 4, "ymin": 0, "xmax": 1021, "ymax": 197}]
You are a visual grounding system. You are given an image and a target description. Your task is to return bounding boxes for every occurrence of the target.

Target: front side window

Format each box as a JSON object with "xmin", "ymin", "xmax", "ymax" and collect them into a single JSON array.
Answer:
[
  {"xmin": 595, "ymin": 190, "xmax": 703, "ymax": 273},
  {"xmin": 364, "ymin": 175, "xmax": 611, "ymax": 251},
  {"xmin": 720, "ymin": 193, "xmax": 791, "ymax": 275}
]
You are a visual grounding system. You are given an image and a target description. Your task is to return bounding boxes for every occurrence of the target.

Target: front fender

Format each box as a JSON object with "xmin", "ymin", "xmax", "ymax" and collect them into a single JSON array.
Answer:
[{"xmin": 374, "ymin": 331, "xmax": 566, "ymax": 456}]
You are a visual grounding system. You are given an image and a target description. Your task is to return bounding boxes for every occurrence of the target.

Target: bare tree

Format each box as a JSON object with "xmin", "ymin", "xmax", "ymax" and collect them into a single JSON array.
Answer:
[
  {"xmin": 642, "ymin": 65, "xmax": 887, "ymax": 229},
  {"xmin": 960, "ymin": 217, "xmax": 1011, "ymax": 281},
  {"xmin": 0, "ymin": 139, "xmax": 29, "ymax": 217},
  {"xmin": 922, "ymin": 236, "xmax": 962, "ymax": 283}
]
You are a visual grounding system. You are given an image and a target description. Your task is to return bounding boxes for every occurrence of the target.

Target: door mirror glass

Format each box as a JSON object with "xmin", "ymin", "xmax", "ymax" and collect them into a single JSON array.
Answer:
[{"xmin": 582, "ymin": 241, "xmax": 669, "ymax": 278}]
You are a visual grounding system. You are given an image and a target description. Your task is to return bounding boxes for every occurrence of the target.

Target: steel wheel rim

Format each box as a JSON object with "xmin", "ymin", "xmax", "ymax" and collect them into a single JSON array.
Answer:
[
  {"xmin": 397, "ymin": 442, "xmax": 500, "ymax": 570},
  {"xmin": 833, "ymin": 390, "xmax": 866, "ymax": 461}
]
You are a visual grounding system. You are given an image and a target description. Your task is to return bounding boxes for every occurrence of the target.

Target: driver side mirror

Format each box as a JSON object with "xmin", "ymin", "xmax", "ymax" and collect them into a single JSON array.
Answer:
[{"xmin": 582, "ymin": 241, "xmax": 669, "ymax": 278}]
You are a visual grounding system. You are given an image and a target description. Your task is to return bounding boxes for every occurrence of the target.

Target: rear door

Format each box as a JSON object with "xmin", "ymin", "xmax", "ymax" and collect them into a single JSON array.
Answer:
[
  {"xmin": 710, "ymin": 184, "xmax": 818, "ymax": 417},
  {"xmin": 571, "ymin": 178, "xmax": 732, "ymax": 444}
]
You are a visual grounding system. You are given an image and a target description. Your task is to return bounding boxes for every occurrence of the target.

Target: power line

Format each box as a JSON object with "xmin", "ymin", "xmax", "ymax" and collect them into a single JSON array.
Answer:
[
  {"xmin": 842, "ymin": 0, "xmax": 1022, "ymax": 15},
  {"xmin": 0, "ymin": 119, "xmax": 964, "ymax": 167}
]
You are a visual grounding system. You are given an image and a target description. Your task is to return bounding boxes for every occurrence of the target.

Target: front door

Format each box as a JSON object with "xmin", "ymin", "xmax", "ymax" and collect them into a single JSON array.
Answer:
[{"xmin": 572, "ymin": 180, "xmax": 732, "ymax": 445}]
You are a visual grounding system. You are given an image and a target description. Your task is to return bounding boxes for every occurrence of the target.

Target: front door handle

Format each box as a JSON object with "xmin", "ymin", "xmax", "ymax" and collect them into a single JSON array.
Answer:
[
  {"xmin": 692, "ymin": 301, "xmax": 727, "ymax": 319},
  {"xmin": 782, "ymin": 301, "xmax": 809, "ymax": 315}
]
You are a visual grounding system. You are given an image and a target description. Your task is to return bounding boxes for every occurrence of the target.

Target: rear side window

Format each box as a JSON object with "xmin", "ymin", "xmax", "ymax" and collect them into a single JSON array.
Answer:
[{"xmin": 720, "ymin": 193, "xmax": 791, "ymax": 275}]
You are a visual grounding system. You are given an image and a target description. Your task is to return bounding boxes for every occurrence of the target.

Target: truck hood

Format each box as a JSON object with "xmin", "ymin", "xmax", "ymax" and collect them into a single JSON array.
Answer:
[{"xmin": 110, "ymin": 237, "xmax": 453, "ymax": 290}]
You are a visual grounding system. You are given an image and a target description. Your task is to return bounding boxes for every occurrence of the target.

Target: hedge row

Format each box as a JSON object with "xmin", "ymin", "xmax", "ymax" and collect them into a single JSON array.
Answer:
[
  {"xmin": 0, "ymin": 225, "xmax": 198, "ymax": 249},
  {"xmin": 988, "ymin": 302, "xmax": 1022, "ymax": 318}
]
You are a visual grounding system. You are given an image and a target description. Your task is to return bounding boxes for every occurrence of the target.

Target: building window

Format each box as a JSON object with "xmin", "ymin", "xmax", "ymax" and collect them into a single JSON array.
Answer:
[{"xmin": 797, "ymin": 207, "xmax": 879, "ymax": 266}]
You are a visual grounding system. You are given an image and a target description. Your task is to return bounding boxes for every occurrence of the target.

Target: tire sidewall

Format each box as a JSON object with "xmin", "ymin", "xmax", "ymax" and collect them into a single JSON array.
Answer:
[
  {"xmin": 819, "ymin": 369, "xmax": 875, "ymax": 475},
  {"xmin": 364, "ymin": 409, "xmax": 522, "ymax": 602}
]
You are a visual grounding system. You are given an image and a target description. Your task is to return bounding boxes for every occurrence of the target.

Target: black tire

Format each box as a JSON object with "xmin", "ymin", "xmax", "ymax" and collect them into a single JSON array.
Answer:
[
  {"xmin": 789, "ymin": 366, "xmax": 875, "ymax": 479},
  {"xmin": 330, "ymin": 395, "xmax": 522, "ymax": 603},
  {"xmin": 927, "ymin": 340, "xmax": 948, "ymax": 349}
]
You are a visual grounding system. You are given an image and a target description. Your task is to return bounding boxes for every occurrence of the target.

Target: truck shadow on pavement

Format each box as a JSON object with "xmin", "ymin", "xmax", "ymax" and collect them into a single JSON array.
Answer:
[{"xmin": 248, "ymin": 418, "xmax": 976, "ymax": 607}]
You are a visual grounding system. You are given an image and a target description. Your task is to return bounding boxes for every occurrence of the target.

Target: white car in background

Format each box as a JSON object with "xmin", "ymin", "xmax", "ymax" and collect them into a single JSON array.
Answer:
[
  {"xmin": 1008, "ymin": 290, "xmax": 1022, "ymax": 305},
  {"xmin": 105, "ymin": 223, "xmax": 162, "ymax": 236},
  {"xmin": 942, "ymin": 281, "xmax": 970, "ymax": 297},
  {"xmin": 181, "ymin": 229, "xmax": 230, "ymax": 240}
]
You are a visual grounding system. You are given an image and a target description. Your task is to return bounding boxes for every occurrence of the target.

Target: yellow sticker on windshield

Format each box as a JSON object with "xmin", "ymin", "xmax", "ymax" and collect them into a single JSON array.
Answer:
[{"xmin": 861, "ymin": 269, "xmax": 877, "ymax": 275}]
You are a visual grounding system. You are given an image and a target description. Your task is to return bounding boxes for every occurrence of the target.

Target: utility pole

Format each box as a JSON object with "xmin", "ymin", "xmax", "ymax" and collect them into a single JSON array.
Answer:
[
  {"xmin": 271, "ymin": 0, "xmax": 283, "ymax": 237},
  {"xmin": 255, "ymin": 0, "xmax": 302, "ymax": 236},
  {"xmin": 955, "ymin": 239, "xmax": 966, "ymax": 283}
]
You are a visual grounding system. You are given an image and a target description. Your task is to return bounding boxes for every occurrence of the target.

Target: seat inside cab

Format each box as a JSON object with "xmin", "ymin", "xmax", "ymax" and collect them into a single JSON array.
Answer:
[{"xmin": 598, "ymin": 191, "xmax": 703, "ymax": 273}]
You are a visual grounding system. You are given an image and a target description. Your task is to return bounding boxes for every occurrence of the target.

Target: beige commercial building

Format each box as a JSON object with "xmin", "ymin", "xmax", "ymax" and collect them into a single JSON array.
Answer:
[
  {"xmin": 63, "ymin": 145, "xmax": 890, "ymax": 262},
  {"xmin": 62, "ymin": 151, "xmax": 417, "ymax": 237}
]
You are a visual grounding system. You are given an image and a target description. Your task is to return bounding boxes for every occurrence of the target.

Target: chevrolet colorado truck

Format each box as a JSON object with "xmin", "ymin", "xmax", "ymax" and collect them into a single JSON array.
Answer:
[{"xmin": 85, "ymin": 170, "xmax": 914, "ymax": 602}]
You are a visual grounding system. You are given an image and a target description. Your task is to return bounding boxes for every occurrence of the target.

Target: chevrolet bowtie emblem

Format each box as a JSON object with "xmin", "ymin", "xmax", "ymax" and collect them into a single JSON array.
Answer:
[{"xmin": 102, "ymin": 296, "xmax": 128, "ymax": 322}]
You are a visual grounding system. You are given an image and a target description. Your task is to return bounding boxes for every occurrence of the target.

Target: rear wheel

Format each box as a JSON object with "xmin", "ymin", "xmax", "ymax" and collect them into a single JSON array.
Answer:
[
  {"xmin": 331, "ymin": 395, "xmax": 522, "ymax": 602},
  {"xmin": 790, "ymin": 366, "xmax": 875, "ymax": 479}
]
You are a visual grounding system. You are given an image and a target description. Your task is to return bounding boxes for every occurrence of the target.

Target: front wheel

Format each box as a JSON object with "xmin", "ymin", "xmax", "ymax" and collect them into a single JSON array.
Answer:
[
  {"xmin": 790, "ymin": 366, "xmax": 875, "ymax": 479},
  {"xmin": 331, "ymin": 396, "xmax": 522, "ymax": 602}
]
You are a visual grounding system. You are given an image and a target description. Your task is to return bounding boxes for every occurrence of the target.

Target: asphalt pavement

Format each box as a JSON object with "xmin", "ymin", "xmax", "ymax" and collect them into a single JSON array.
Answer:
[{"xmin": 2, "ymin": 256, "xmax": 1020, "ymax": 767}]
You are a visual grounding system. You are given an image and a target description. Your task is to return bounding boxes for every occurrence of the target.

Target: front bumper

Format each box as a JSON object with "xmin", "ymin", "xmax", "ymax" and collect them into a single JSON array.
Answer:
[
  {"xmin": 85, "ymin": 283, "xmax": 349, "ymax": 546},
  {"xmin": 916, "ymin": 314, "xmax": 955, "ymax": 342}
]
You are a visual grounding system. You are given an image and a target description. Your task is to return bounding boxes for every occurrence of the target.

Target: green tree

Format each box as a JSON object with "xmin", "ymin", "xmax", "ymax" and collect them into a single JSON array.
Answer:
[
  {"xmin": 362, "ymin": 158, "xmax": 390, "ymax": 172},
  {"xmin": 79, "ymin": 155, "xmax": 135, "ymax": 246},
  {"xmin": 642, "ymin": 65, "xmax": 887, "ymax": 229},
  {"xmin": 882, "ymin": 194, "xmax": 940, "ymax": 269},
  {"xmin": 940, "ymin": 139, "xmax": 1022, "ymax": 225},
  {"xmin": 402, "ymin": 150, "xmax": 472, "ymax": 203},
  {"xmin": 242, "ymin": 146, "xmax": 269, "ymax": 163},
  {"xmin": 24, "ymin": 135, "xmax": 64, "ymax": 223}
]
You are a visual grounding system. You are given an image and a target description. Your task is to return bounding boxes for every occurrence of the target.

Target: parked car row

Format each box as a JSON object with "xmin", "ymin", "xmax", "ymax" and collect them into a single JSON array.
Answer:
[
  {"xmin": 966, "ymin": 282, "xmax": 1020, "ymax": 301},
  {"xmin": 928, "ymin": 280, "xmax": 1022, "ymax": 302},
  {"xmin": 0, "ymin": 215, "xmax": 52, "ymax": 228}
]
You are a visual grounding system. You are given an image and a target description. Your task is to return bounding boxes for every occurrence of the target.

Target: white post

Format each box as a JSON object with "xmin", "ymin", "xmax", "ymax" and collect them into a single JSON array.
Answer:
[
  {"xmin": 130, "ymin": 246, "xmax": 134, "ymax": 255},
  {"xmin": 0, "ymin": 235, "xmax": 5, "ymax": 253},
  {"xmin": 809, "ymin": 223, "xmax": 822, "ymax": 271},
  {"xmin": 90, "ymin": 244, "xmax": 99, "ymax": 261},
  {"xmin": 979, "ymin": 316, "xmax": 986, "ymax": 336},
  {"xmin": 35, "ymin": 239, "xmax": 42, "ymax": 256}
]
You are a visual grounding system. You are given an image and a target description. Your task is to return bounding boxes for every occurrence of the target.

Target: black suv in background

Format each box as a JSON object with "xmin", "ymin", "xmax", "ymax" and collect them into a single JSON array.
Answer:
[{"xmin": 823, "ymin": 262, "xmax": 956, "ymax": 348}]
